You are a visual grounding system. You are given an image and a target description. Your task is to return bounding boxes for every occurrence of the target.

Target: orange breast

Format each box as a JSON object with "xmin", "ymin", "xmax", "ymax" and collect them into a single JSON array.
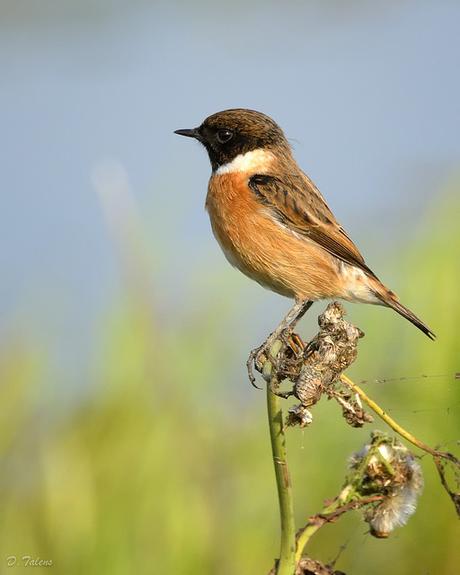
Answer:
[{"xmin": 205, "ymin": 173, "xmax": 343, "ymax": 301}]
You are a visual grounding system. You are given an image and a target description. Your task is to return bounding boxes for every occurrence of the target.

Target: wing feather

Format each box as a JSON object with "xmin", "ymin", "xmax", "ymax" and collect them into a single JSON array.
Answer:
[{"xmin": 248, "ymin": 173, "xmax": 377, "ymax": 278}]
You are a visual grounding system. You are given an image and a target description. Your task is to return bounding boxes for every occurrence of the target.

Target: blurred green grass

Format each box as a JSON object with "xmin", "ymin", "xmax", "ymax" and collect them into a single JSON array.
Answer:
[{"xmin": 0, "ymin": 185, "xmax": 458, "ymax": 575}]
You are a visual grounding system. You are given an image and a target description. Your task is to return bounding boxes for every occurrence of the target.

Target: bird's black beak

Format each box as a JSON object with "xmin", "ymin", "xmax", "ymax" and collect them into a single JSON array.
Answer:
[{"xmin": 174, "ymin": 127, "xmax": 202, "ymax": 141}]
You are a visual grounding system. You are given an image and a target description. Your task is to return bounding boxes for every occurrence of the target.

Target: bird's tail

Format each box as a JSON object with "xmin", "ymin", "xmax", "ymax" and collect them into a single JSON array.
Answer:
[{"xmin": 373, "ymin": 284, "xmax": 435, "ymax": 340}]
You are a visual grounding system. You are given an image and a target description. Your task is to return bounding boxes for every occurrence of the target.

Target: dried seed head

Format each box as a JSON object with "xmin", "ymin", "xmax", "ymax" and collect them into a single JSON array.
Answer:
[{"xmin": 349, "ymin": 433, "xmax": 424, "ymax": 537}]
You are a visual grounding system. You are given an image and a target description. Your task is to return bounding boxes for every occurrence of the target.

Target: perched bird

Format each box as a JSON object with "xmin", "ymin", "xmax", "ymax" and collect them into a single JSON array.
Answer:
[{"xmin": 175, "ymin": 109, "xmax": 434, "ymax": 375}]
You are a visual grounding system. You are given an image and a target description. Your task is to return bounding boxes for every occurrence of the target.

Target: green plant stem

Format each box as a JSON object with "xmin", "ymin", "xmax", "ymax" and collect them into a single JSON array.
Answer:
[
  {"xmin": 295, "ymin": 492, "xmax": 385, "ymax": 562},
  {"xmin": 266, "ymin": 387, "xmax": 296, "ymax": 575},
  {"xmin": 263, "ymin": 342, "xmax": 296, "ymax": 575},
  {"xmin": 295, "ymin": 499, "xmax": 338, "ymax": 563}
]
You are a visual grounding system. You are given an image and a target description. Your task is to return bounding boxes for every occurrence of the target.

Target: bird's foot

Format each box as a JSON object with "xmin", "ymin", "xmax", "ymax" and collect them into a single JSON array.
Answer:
[
  {"xmin": 247, "ymin": 300, "xmax": 313, "ymax": 388},
  {"xmin": 246, "ymin": 329, "xmax": 304, "ymax": 390},
  {"xmin": 246, "ymin": 333, "xmax": 283, "ymax": 389}
]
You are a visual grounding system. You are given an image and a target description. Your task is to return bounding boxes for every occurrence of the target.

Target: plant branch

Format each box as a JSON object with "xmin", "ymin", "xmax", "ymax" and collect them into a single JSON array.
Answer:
[
  {"xmin": 252, "ymin": 303, "xmax": 459, "ymax": 574},
  {"xmin": 295, "ymin": 495, "xmax": 384, "ymax": 562},
  {"xmin": 340, "ymin": 374, "xmax": 459, "ymax": 464}
]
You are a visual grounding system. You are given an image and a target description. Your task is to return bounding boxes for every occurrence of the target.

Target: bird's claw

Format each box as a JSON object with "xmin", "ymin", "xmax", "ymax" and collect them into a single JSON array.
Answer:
[
  {"xmin": 247, "ymin": 343, "xmax": 278, "ymax": 388},
  {"xmin": 246, "ymin": 328, "xmax": 306, "ymax": 389},
  {"xmin": 246, "ymin": 336, "xmax": 285, "ymax": 388},
  {"xmin": 246, "ymin": 346, "xmax": 264, "ymax": 389}
]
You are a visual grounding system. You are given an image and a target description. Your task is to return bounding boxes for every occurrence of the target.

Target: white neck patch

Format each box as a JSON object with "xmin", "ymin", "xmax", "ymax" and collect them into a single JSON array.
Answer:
[{"xmin": 215, "ymin": 148, "xmax": 275, "ymax": 175}]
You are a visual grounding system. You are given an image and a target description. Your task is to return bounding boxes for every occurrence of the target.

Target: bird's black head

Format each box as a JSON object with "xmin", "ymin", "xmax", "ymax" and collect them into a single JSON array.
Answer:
[{"xmin": 175, "ymin": 108, "xmax": 290, "ymax": 171}]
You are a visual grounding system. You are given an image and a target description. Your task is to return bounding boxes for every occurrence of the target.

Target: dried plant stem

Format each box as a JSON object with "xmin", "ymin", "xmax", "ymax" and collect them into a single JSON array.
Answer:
[
  {"xmin": 264, "ymin": 342, "xmax": 296, "ymax": 575},
  {"xmin": 341, "ymin": 374, "xmax": 451, "ymax": 459}
]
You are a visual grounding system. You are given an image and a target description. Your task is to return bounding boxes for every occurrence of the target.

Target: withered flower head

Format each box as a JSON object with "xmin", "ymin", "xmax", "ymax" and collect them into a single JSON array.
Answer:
[{"xmin": 349, "ymin": 432, "xmax": 424, "ymax": 538}]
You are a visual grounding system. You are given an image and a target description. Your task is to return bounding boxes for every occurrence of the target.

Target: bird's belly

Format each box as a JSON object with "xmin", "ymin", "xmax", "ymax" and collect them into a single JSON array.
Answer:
[
  {"xmin": 216, "ymin": 229, "xmax": 295, "ymax": 297},
  {"xmin": 206, "ymin": 173, "xmax": 343, "ymax": 300}
]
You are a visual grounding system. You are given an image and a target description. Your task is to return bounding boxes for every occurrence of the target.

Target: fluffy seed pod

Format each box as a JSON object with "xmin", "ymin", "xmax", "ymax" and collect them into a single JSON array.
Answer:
[{"xmin": 349, "ymin": 433, "xmax": 424, "ymax": 537}]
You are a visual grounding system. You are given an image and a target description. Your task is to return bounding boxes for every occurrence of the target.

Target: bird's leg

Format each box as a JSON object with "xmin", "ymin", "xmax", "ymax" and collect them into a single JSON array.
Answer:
[{"xmin": 247, "ymin": 300, "xmax": 313, "ymax": 387}]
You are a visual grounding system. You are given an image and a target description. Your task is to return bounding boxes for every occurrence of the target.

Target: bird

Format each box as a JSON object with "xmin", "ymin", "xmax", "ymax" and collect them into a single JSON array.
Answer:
[{"xmin": 175, "ymin": 109, "xmax": 435, "ymax": 380}]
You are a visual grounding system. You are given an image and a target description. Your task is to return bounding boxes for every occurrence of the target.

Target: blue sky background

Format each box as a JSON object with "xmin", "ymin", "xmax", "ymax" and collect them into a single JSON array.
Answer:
[{"xmin": 0, "ymin": 0, "xmax": 458, "ymax": 382}]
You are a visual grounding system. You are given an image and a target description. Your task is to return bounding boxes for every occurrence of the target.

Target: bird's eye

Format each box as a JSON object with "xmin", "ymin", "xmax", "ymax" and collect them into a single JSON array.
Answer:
[{"xmin": 216, "ymin": 129, "xmax": 233, "ymax": 144}]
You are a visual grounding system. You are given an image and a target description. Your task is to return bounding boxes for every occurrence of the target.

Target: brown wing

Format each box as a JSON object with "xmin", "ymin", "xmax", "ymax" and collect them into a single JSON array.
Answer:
[{"xmin": 248, "ymin": 172, "xmax": 377, "ymax": 279}]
